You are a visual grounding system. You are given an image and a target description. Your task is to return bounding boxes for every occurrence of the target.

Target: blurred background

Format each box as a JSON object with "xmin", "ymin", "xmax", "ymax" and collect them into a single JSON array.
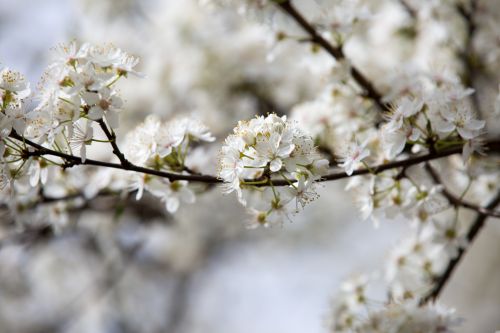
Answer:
[{"xmin": 0, "ymin": 0, "xmax": 499, "ymax": 332}]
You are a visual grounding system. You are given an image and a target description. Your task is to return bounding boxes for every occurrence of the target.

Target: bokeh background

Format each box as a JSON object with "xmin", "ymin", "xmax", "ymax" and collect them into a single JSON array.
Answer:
[{"xmin": 0, "ymin": 0, "xmax": 499, "ymax": 332}]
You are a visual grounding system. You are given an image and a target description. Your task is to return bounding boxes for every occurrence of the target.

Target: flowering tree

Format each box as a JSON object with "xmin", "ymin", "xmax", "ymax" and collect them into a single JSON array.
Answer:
[{"xmin": 1, "ymin": 0, "xmax": 500, "ymax": 331}]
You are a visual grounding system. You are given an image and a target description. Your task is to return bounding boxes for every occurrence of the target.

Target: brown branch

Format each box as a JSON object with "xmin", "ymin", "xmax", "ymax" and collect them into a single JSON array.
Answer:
[
  {"xmin": 425, "ymin": 163, "xmax": 500, "ymax": 218},
  {"xmin": 399, "ymin": 0, "xmax": 418, "ymax": 20},
  {"xmin": 276, "ymin": 0, "xmax": 390, "ymax": 112},
  {"xmin": 9, "ymin": 131, "xmax": 500, "ymax": 187},
  {"xmin": 10, "ymin": 131, "xmax": 221, "ymax": 184},
  {"xmin": 419, "ymin": 188, "xmax": 500, "ymax": 305},
  {"xmin": 97, "ymin": 119, "xmax": 131, "ymax": 167}
]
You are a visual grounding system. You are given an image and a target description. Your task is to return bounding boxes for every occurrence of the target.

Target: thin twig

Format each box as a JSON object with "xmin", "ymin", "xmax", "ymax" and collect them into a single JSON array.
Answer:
[
  {"xmin": 399, "ymin": 0, "xmax": 418, "ymax": 20},
  {"xmin": 97, "ymin": 119, "xmax": 131, "ymax": 167},
  {"xmin": 10, "ymin": 131, "xmax": 221, "ymax": 184},
  {"xmin": 276, "ymin": 0, "xmax": 390, "ymax": 112},
  {"xmin": 419, "ymin": 188, "xmax": 500, "ymax": 305},
  {"xmin": 426, "ymin": 163, "xmax": 500, "ymax": 218}
]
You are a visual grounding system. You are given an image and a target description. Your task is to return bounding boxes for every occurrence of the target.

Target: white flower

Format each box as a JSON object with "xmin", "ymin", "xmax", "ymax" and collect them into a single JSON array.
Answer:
[
  {"xmin": 310, "ymin": 158, "xmax": 329, "ymax": 176},
  {"xmin": 125, "ymin": 115, "xmax": 161, "ymax": 165},
  {"xmin": 433, "ymin": 104, "xmax": 485, "ymax": 139},
  {"xmin": 179, "ymin": 117, "xmax": 216, "ymax": 142},
  {"xmin": 355, "ymin": 301, "xmax": 463, "ymax": 333},
  {"xmin": 85, "ymin": 43, "xmax": 123, "ymax": 68},
  {"xmin": 408, "ymin": 184, "xmax": 449, "ymax": 217},
  {"xmin": 431, "ymin": 219, "xmax": 468, "ymax": 259},
  {"xmin": 2, "ymin": 104, "xmax": 32, "ymax": 134},
  {"xmin": 218, "ymin": 113, "xmax": 328, "ymax": 222},
  {"xmin": 115, "ymin": 53, "xmax": 143, "ymax": 77},
  {"xmin": 0, "ymin": 67, "xmax": 31, "ymax": 99},
  {"xmin": 37, "ymin": 91, "xmax": 81, "ymax": 124},
  {"xmin": 462, "ymin": 138, "xmax": 485, "ymax": 163},
  {"xmin": 155, "ymin": 123, "xmax": 185, "ymax": 158},
  {"xmin": 219, "ymin": 134, "xmax": 246, "ymax": 200},
  {"xmin": 382, "ymin": 124, "xmax": 422, "ymax": 158},
  {"xmin": 288, "ymin": 176, "xmax": 319, "ymax": 210},
  {"xmin": 245, "ymin": 209, "xmax": 269, "ymax": 229},
  {"xmin": 290, "ymin": 100, "xmax": 334, "ymax": 139},
  {"xmin": 340, "ymin": 274, "xmax": 370, "ymax": 310},
  {"xmin": 265, "ymin": 192, "xmax": 294, "ymax": 227},
  {"xmin": 316, "ymin": 0, "xmax": 372, "ymax": 37},
  {"xmin": 284, "ymin": 132, "xmax": 319, "ymax": 174},
  {"xmin": 386, "ymin": 97, "xmax": 423, "ymax": 132},
  {"xmin": 338, "ymin": 140, "xmax": 370, "ymax": 176},
  {"xmin": 23, "ymin": 111, "xmax": 57, "ymax": 142},
  {"xmin": 69, "ymin": 121, "xmax": 94, "ymax": 162},
  {"xmin": 82, "ymin": 87, "xmax": 123, "ymax": 128},
  {"xmin": 68, "ymin": 62, "xmax": 113, "ymax": 94},
  {"xmin": 254, "ymin": 131, "xmax": 295, "ymax": 172},
  {"xmin": 148, "ymin": 179, "xmax": 195, "ymax": 213},
  {"xmin": 49, "ymin": 41, "xmax": 88, "ymax": 70},
  {"xmin": 124, "ymin": 115, "xmax": 214, "ymax": 170}
]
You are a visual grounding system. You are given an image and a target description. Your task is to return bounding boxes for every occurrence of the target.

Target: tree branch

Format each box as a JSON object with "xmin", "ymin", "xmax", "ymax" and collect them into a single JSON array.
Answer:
[
  {"xmin": 425, "ymin": 163, "xmax": 500, "ymax": 218},
  {"xmin": 399, "ymin": 0, "xmax": 418, "ymax": 20},
  {"xmin": 97, "ymin": 119, "xmax": 131, "ymax": 167},
  {"xmin": 419, "ymin": 188, "xmax": 500, "ymax": 305},
  {"xmin": 10, "ymin": 131, "xmax": 221, "ymax": 184},
  {"xmin": 9, "ymin": 131, "xmax": 500, "ymax": 187},
  {"xmin": 276, "ymin": 0, "xmax": 389, "ymax": 112}
]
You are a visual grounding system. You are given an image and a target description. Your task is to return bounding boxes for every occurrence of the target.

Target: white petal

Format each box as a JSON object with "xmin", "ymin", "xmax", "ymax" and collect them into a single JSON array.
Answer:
[
  {"xmin": 135, "ymin": 184, "xmax": 144, "ymax": 200},
  {"xmin": 80, "ymin": 144, "xmax": 87, "ymax": 163},
  {"xmin": 40, "ymin": 167, "xmax": 48, "ymax": 185},
  {"xmin": 88, "ymin": 106, "xmax": 103, "ymax": 120},
  {"xmin": 29, "ymin": 164, "xmax": 40, "ymax": 187},
  {"xmin": 270, "ymin": 158, "xmax": 282, "ymax": 172},
  {"xmin": 457, "ymin": 127, "xmax": 475, "ymax": 139},
  {"xmin": 82, "ymin": 92, "xmax": 99, "ymax": 105},
  {"xmin": 166, "ymin": 197, "xmax": 180, "ymax": 213},
  {"xmin": 467, "ymin": 119, "xmax": 485, "ymax": 130}
]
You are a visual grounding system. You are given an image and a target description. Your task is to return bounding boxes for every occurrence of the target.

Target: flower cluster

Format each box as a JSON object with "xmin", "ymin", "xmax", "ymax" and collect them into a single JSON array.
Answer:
[
  {"xmin": 328, "ymin": 274, "xmax": 462, "ymax": 333},
  {"xmin": 218, "ymin": 113, "xmax": 328, "ymax": 227},
  {"xmin": 0, "ymin": 67, "xmax": 31, "ymax": 141},
  {"xmin": 291, "ymin": 82, "xmax": 376, "ymax": 156},
  {"xmin": 0, "ymin": 42, "xmax": 142, "ymax": 212},
  {"xmin": 0, "ymin": 42, "xmax": 218, "ymax": 225},
  {"xmin": 124, "ymin": 115, "xmax": 215, "ymax": 213},
  {"xmin": 0, "ymin": 66, "xmax": 37, "ymax": 196},
  {"xmin": 385, "ymin": 216, "xmax": 467, "ymax": 300},
  {"xmin": 381, "ymin": 80, "xmax": 485, "ymax": 162},
  {"xmin": 28, "ymin": 41, "xmax": 141, "ymax": 157}
]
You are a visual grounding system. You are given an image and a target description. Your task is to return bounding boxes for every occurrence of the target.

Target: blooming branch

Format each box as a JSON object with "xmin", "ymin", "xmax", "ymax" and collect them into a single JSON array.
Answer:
[
  {"xmin": 275, "ymin": 0, "xmax": 389, "ymax": 112},
  {"xmin": 419, "ymin": 189, "xmax": 500, "ymax": 305}
]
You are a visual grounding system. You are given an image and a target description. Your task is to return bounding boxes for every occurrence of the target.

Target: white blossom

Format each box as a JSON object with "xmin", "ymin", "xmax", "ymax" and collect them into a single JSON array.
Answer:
[
  {"xmin": 385, "ymin": 97, "xmax": 423, "ymax": 132},
  {"xmin": 433, "ymin": 103, "xmax": 485, "ymax": 140},
  {"xmin": 82, "ymin": 87, "xmax": 123, "ymax": 128},
  {"xmin": 0, "ymin": 67, "xmax": 31, "ymax": 99},
  {"xmin": 69, "ymin": 121, "xmax": 94, "ymax": 162},
  {"xmin": 219, "ymin": 113, "xmax": 328, "ymax": 226},
  {"xmin": 338, "ymin": 140, "xmax": 370, "ymax": 176}
]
